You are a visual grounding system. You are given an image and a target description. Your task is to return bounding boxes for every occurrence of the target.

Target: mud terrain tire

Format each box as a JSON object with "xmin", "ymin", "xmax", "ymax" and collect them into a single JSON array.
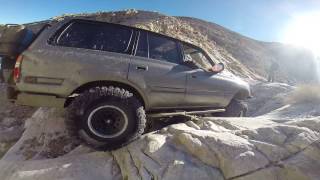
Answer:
[
  {"xmin": 66, "ymin": 86, "xmax": 146, "ymax": 150},
  {"xmin": 222, "ymin": 99, "xmax": 248, "ymax": 117}
]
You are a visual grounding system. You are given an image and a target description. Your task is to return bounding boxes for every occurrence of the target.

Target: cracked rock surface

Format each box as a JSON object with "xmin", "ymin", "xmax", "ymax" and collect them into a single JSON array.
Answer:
[
  {"xmin": 0, "ymin": 107, "xmax": 319, "ymax": 180},
  {"xmin": 0, "ymin": 84, "xmax": 36, "ymax": 158}
]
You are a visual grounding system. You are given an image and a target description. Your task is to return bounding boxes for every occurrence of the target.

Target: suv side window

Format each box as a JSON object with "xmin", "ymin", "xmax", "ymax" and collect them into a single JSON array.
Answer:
[
  {"xmin": 147, "ymin": 33, "xmax": 180, "ymax": 64},
  {"xmin": 54, "ymin": 21, "xmax": 133, "ymax": 54}
]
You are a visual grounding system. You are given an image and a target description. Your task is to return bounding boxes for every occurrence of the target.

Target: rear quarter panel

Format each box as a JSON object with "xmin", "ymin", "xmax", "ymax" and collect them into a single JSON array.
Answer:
[{"xmin": 16, "ymin": 26, "xmax": 131, "ymax": 98}]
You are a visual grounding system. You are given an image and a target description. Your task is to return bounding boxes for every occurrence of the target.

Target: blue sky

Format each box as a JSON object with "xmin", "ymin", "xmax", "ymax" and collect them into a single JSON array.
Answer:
[{"xmin": 0, "ymin": 0, "xmax": 319, "ymax": 42}]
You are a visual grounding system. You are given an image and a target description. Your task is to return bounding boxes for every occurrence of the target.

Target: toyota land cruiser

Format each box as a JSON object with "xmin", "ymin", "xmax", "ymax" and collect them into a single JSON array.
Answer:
[{"xmin": 0, "ymin": 19, "xmax": 251, "ymax": 149}]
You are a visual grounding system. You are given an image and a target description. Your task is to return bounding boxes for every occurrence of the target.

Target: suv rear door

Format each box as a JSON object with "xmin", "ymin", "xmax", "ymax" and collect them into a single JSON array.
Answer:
[{"xmin": 128, "ymin": 31, "xmax": 188, "ymax": 109}]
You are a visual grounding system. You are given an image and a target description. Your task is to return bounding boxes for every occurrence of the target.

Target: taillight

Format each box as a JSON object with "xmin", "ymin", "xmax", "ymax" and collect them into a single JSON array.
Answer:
[{"xmin": 13, "ymin": 55, "xmax": 23, "ymax": 83}]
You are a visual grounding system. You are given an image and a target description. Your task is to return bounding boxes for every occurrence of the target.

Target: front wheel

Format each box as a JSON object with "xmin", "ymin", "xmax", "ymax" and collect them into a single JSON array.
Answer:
[{"xmin": 221, "ymin": 99, "xmax": 248, "ymax": 117}]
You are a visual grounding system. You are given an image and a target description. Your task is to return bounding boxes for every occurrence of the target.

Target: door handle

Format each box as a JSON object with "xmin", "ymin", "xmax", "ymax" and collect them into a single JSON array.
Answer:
[
  {"xmin": 191, "ymin": 74, "xmax": 197, "ymax": 78},
  {"xmin": 136, "ymin": 66, "xmax": 148, "ymax": 71}
]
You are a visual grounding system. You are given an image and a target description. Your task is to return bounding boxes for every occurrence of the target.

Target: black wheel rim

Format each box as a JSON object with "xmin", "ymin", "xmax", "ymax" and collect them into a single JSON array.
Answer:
[{"xmin": 88, "ymin": 105, "xmax": 128, "ymax": 138}]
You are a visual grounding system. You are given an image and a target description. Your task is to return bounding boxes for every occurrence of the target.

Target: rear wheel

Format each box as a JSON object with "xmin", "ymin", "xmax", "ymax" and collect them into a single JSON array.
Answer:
[
  {"xmin": 221, "ymin": 99, "xmax": 248, "ymax": 117},
  {"xmin": 66, "ymin": 86, "xmax": 146, "ymax": 150}
]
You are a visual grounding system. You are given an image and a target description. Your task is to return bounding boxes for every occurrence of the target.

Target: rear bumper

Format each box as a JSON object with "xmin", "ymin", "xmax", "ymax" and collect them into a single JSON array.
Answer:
[
  {"xmin": 15, "ymin": 92, "xmax": 65, "ymax": 108},
  {"xmin": 5, "ymin": 82, "xmax": 65, "ymax": 108}
]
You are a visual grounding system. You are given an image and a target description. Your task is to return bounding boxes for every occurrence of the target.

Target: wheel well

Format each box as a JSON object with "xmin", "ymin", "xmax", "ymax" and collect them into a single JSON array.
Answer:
[
  {"xmin": 64, "ymin": 81, "xmax": 146, "ymax": 108},
  {"xmin": 233, "ymin": 89, "xmax": 250, "ymax": 101}
]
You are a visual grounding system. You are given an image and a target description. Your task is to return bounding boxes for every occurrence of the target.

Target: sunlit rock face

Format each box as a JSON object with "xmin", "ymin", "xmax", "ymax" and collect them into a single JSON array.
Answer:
[{"xmin": 0, "ymin": 105, "xmax": 319, "ymax": 180}]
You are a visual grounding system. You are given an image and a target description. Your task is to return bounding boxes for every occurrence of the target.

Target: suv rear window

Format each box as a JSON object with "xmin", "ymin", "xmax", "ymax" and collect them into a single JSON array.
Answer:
[{"xmin": 53, "ymin": 21, "xmax": 133, "ymax": 54}]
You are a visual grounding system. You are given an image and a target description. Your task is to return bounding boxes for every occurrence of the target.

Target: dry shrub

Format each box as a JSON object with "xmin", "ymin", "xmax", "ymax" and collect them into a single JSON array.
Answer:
[{"xmin": 285, "ymin": 84, "xmax": 320, "ymax": 104}]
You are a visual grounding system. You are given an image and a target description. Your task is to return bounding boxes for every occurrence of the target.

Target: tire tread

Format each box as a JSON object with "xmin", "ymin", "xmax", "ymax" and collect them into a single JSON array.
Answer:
[{"xmin": 66, "ymin": 86, "xmax": 146, "ymax": 150}]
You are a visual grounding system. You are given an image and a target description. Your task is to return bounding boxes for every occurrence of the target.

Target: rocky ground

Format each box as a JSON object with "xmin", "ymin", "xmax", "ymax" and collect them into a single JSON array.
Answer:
[
  {"xmin": 0, "ymin": 84, "xmax": 36, "ymax": 157},
  {"xmin": 0, "ymin": 82, "xmax": 319, "ymax": 180}
]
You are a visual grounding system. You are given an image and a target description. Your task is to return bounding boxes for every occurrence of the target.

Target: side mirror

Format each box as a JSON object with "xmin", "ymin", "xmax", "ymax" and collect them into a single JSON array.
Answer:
[{"xmin": 209, "ymin": 63, "xmax": 225, "ymax": 73}]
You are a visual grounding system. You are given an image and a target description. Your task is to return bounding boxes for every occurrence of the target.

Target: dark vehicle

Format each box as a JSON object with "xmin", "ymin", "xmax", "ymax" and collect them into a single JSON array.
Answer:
[{"xmin": 0, "ymin": 19, "xmax": 251, "ymax": 149}]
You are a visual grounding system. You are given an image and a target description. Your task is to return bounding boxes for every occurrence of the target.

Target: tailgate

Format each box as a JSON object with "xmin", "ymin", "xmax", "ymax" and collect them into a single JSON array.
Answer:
[
  {"xmin": 0, "ymin": 24, "xmax": 34, "ymax": 57},
  {"xmin": 0, "ymin": 24, "xmax": 34, "ymax": 84},
  {"xmin": 0, "ymin": 56, "xmax": 17, "ymax": 100},
  {"xmin": 0, "ymin": 56, "xmax": 15, "ymax": 84},
  {"xmin": 0, "ymin": 24, "xmax": 48, "ymax": 101}
]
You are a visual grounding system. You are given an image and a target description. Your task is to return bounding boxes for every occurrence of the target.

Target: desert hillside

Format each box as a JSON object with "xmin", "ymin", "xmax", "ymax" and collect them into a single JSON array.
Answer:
[{"xmin": 25, "ymin": 10, "xmax": 318, "ymax": 83}]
